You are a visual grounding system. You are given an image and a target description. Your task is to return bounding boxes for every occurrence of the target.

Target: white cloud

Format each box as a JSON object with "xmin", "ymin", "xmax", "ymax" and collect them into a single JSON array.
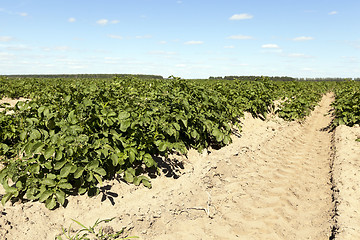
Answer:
[
  {"xmin": 108, "ymin": 34, "xmax": 123, "ymax": 39},
  {"xmin": 341, "ymin": 56, "xmax": 358, "ymax": 63},
  {"xmin": 176, "ymin": 64, "xmax": 186, "ymax": 67},
  {"xmin": 261, "ymin": 44, "xmax": 279, "ymax": 49},
  {"xmin": 177, "ymin": 1, "xmax": 183, "ymax": 4},
  {"xmin": 184, "ymin": 40, "xmax": 204, "ymax": 45},
  {"xmin": 293, "ymin": 36, "xmax": 314, "ymax": 41},
  {"xmin": 69, "ymin": 65, "xmax": 87, "ymax": 69},
  {"xmin": 227, "ymin": 35, "xmax": 253, "ymax": 40},
  {"xmin": 5, "ymin": 44, "xmax": 31, "ymax": 51},
  {"xmin": 0, "ymin": 8, "xmax": 27, "ymax": 17},
  {"xmin": 68, "ymin": 17, "xmax": 76, "ymax": 23},
  {"xmin": 0, "ymin": 52, "xmax": 15, "ymax": 60},
  {"xmin": 347, "ymin": 40, "xmax": 360, "ymax": 49},
  {"xmin": 159, "ymin": 41, "xmax": 167, "ymax": 44},
  {"xmin": 96, "ymin": 19, "xmax": 109, "ymax": 25},
  {"xmin": 229, "ymin": 13, "xmax": 253, "ymax": 20},
  {"xmin": 54, "ymin": 46, "xmax": 72, "ymax": 51},
  {"xmin": 328, "ymin": 11, "xmax": 338, "ymax": 15},
  {"xmin": 104, "ymin": 57, "xmax": 121, "ymax": 60},
  {"xmin": 96, "ymin": 19, "xmax": 119, "ymax": 25},
  {"xmin": 224, "ymin": 45, "xmax": 235, "ymax": 49},
  {"xmin": 0, "ymin": 36, "xmax": 14, "ymax": 42},
  {"xmin": 148, "ymin": 50, "xmax": 177, "ymax": 55},
  {"xmin": 135, "ymin": 35, "xmax": 152, "ymax": 39},
  {"xmin": 288, "ymin": 53, "xmax": 313, "ymax": 58}
]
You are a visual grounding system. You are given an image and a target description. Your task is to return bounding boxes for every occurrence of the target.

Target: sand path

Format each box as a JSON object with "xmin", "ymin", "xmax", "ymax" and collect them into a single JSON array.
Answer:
[
  {"xmin": 333, "ymin": 124, "xmax": 360, "ymax": 239},
  {"xmin": 207, "ymin": 93, "xmax": 334, "ymax": 239}
]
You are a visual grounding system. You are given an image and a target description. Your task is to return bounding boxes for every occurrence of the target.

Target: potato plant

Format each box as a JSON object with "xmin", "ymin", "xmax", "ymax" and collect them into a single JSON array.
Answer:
[{"xmin": 0, "ymin": 76, "xmax": 334, "ymax": 209}]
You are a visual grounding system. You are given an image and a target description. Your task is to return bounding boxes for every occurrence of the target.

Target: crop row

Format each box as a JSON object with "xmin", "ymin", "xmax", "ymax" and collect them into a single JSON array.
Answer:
[
  {"xmin": 0, "ymin": 76, "xmax": 333, "ymax": 209},
  {"xmin": 331, "ymin": 80, "xmax": 360, "ymax": 128}
]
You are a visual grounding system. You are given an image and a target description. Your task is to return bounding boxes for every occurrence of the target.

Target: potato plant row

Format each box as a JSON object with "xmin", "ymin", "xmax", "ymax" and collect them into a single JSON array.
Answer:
[
  {"xmin": 331, "ymin": 80, "xmax": 360, "ymax": 128},
  {"xmin": 0, "ymin": 77, "xmax": 332, "ymax": 209}
]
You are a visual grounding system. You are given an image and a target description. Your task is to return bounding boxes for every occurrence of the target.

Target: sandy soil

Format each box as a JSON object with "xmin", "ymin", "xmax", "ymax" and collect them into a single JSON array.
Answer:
[
  {"xmin": 333, "ymin": 124, "xmax": 360, "ymax": 239},
  {"xmin": 0, "ymin": 94, "xmax": 358, "ymax": 239},
  {"xmin": 0, "ymin": 97, "xmax": 30, "ymax": 114}
]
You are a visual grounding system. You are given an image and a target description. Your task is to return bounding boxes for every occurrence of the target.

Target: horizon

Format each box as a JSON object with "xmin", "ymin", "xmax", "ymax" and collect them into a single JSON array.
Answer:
[{"xmin": 2, "ymin": 73, "xmax": 359, "ymax": 80}]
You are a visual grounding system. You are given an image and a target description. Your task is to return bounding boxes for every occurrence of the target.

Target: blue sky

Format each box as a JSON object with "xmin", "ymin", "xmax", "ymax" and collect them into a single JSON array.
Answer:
[{"xmin": 0, "ymin": 0, "xmax": 359, "ymax": 78}]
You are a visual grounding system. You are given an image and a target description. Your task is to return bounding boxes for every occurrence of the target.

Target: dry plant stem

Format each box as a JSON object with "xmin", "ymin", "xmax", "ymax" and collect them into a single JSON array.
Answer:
[{"xmin": 186, "ymin": 191, "xmax": 214, "ymax": 219}]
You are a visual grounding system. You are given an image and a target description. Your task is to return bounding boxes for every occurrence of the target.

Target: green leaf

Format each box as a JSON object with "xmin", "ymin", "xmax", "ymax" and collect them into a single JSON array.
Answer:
[
  {"xmin": 3, "ymin": 181, "xmax": 18, "ymax": 194},
  {"xmin": 100, "ymin": 148, "xmax": 109, "ymax": 158},
  {"xmin": 29, "ymin": 164, "xmax": 41, "ymax": 174},
  {"xmin": 55, "ymin": 150, "xmax": 63, "ymax": 161},
  {"xmin": 42, "ymin": 178, "xmax": 56, "ymax": 187},
  {"xmin": 142, "ymin": 179, "xmax": 152, "ymax": 189},
  {"xmin": 30, "ymin": 129, "xmax": 41, "ymax": 140},
  {"xmin": 24, "ymin": 142, "xmax": 35, "ymax": 155},
  {"xmin": 133, "ymin": 176, "xmax": 141, "ymax": 186},
  {"xmin": 25, "ymin": 118, "xmax": 33, "ymax": 125},
  {"xmin": 180, "ymin": 118, "xmax": 188, "ymax": 128},
  {"xmin": 60, "ymin": 164, "xmax": 73, "ymax": 178},
  {"xmin": 86, "ymin": 172, "xmax": 94, "ymax": 182},
  {"xmin": 129, "ymin": 151, "xmax": 136, "ymax": 163},
  {"xmin": 44, "ymin": 146, "xmax": 55, "ymax": 159},
  {"xmin": 94, "ymin": 174, "xmax": 103, "ymax": 185},
  {"xmin": 78, "ymin": 187, "xmax": 87, "ymax": 195},
  {"xmin": 54, "ymin": 160, "xmax": 66, "ymax": 170},
  {"xmin": 39, "ymin": 190, "xmax": 53, "ymax": 202},
  {"xmin": 74, "ymin": 167, "xmax": 84, "ymax": 179},
  {"xmin": 0, "ymin": 143, "xmax": 9, "ymax": 154},
  {"xmin": 124, "ymin": 170, "xmax": 134, "ymax": 183},
  {"xmin": 44, "ymin": 161, "xmax": 52, "ymax": 169},
  {"xmin": 38, "ymin": 106, "xmax": 45, "ymax": 115},
  {"xmin": 43, "ymin": 107, "xmax": 50, "ymax": 117},
  {"xmin": 55, "ymin": 190, "xmax": 66, "ymax": 206},
  {"xmin": 143, "ymin": 153, "xmax": 156, "ymax": 168},
  {"xmin": 118, "ymin": 111, "xmax": 130, "ymax": 120},
  {"xmin": 110, "ymin": 154, "xmax": 119, "ymax": 166},
  {"xmin": 64, "ymin": 95, "xmax": 71, "ymax": 102},
  {"xmin": 158, "ymin": 141, "xmax": 167, "ymax": 152},
  {"xmin": 212, "ymin": 128, "xmax": 224, "ymax": 142},
  {"xmin": 25, "ymin": 188, "xmax": 38, "ymax": 200},
  {"xmin": 173, "ymin": 122, "xmax": 181, "ymax": 131},
  {"xmin": 16, "ymin": 181, "xmax": 23, "ymax": 189},
  {"xmin": 47, "ymin": 173, "xmax": 57, "ymax": 179},
  {"xmin": 57, "ymin": 183, "xmax": 73, "ymax": 190},
  {"xmin": 120, "ymin": 120, "xmax": 131, "ymax": 132},
  {"xmin": 19, "ymin": 131, "xmax": 27, "ymax": 141},
  {"xmin": 1, "ymin": 192, "xmax": 13, "ymax": 206},
  {"xmin": 45, "ymin": 196, "xmax": 57, "ymax": 209},
  {"xmin": 93, "ymin": 167, "xmax": 106, "ymax": 176},
  {"xmin": 223, "ymin": 135, "xmax": 231, "ymax": 145},
  {"xmin": 127, "ymin": 167, "xmax": 136, "ymax": 176},
  {"xmin": 87, "ymin": 160, "xmax": 99, "ymax": 170},
  {"xmin": 67, "ymin": 110, "xmax": 78, "ymax": 124},
  {"xmin": 70, "ymin": 165, "xmax": 77, "ymax": 174},
  {"xmin": 32, "ymin": 142, "xmax": 45, "ymax": 154}
]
